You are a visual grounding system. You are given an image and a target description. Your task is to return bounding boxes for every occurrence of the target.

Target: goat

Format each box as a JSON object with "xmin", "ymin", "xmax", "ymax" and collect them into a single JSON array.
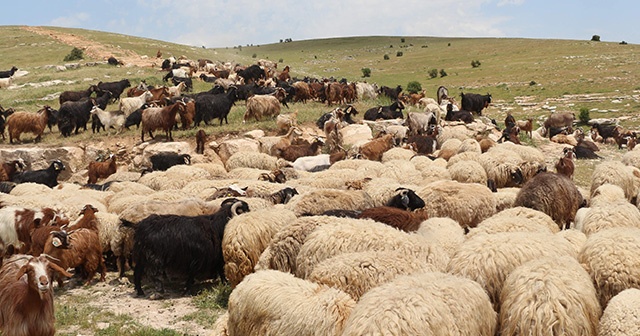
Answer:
[
  {"xmin": 1, "ymin": 159, "xmax": 25, "ymax": 181},
  {"xmin": 279, "ymin": 137, "xmax": 325, "ymax": 162},
  {"xmin": 460, "ymin": 92, "xmax": 492, "ymax": 115},
  {"xmin": 11, "ymin": 160, "xmax": 65, "ymax": 188},
  {"xmin": 516, "ymin": 118, "xmax": 533, "ymax": 138},
  {"xmin": 445, "ymin": 104, "xmax": 474, "ymax": 124},
  {"xmin": 276, "ymin": 110, "xmax": 298, "ymax": 134},
  {"xmin": 44, "ymin": 228, "xmax": 106, "ymax": 286},
  {"xmin": 268, "ymin": 187, "xmax": 298, "ymax": 204},
  {"xmin": 124, "ymin": 104, "xmax": 150, "ymax": 130},
  {"xmin": 59, "ymin": 85, "xmax": 99, "ymax": 105},
  {"xmin": 358, "ymin": 206, "xmax": 430, "ymax": 232},
  {"xmin": 258, "ymin": 169, "xmax": 287, "ymax": 184},
  {"xmin": 0, "ymin": 66, "xmax": 18, "ymax": 79},
  {"xmin": 141, "ymin": 101, "xmax": 186, "ymax": 142},
  {"xmin": 243, "ymin": 94, "xmax": 281, "ymax": 122},
  {"xmin": 194, "ymin": 86, "xmax": 238, "ymax": 126},
  {"xmin": 199, "ymin": 73, "xmax": 218, "ymax": 83},
  {"xmin": 120, "ymin": 91, "xmax": 153, "ymax": 116},
  {"xmin": 87, "ymin": 154, "xmax": 117, "ymax": 184},
  {"xmin": 0, "ymin": 105, "xmax": 16, "ymax": 140},
  {"xmin": 405, "ymin": 112, "xmax": 436, "ymax": 136},
  {"xmin": 555, "ymin": 147, "xmax": 576, "ymax": 179},
  {"xmin": 132, "ymin": 198, "xmax": 250, "ymax": 296},
  {"xmin": 0, "ymin": 206, "xmax": 67, "ymax": 256},
  {"xmin": 89, "ymin": 106, "xmax": 125, "ymax": 135},
  {"xmin": 504, "ymin": 113, "xmax": 516, "ymax": 128},
  {"xmin": 168, "ymin": 82, "xmax": 186, "ymax": 98},
  {"xmin": 6, "ymin": 106, "xmax": 53, "ymax": 144},
  {"xmin": 379, "ymin": 85, "xmax": 402, "ymax": 100},
  {"xmin": 97, "ymin": 79, "xmax": 131, "ymax": 101},
  {"xmin": 0, "ymin": 254, "xmax": 72, "ymax": 336},
  {"xmin": 359, "ymin": 133, "xmax": 395, "ymax": 161},
  {"xmin": 149, "ymin": 153, "xmax": 191, "ymax": 171},
  {"xmin": 57, "ymin": 98, "xmax": 97, "ymax": 136},
  {"xmin": 195, "ymin": 129, "xmax": 207, "ymax": 154},
  {"xmin": 171, "ymin": 76, "xmax": 193, "ymax": 92},
  {"xmin": 29, "ymin": 205, "xmax": 96, "ymax": 258},
  {"xmin": 363, "ymin": 100, "xmax": 405, "ymax": 120}
]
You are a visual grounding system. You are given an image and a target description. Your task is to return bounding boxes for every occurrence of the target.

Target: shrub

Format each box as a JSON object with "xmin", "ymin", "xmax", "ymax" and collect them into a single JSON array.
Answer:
[
  {"xmin": 401, "ymin": 38, "xmax": 405, "ymax": 43},
  {"xmin": 396, "ymin": 51, "xmax": 403, "ymax": 57},
  {"xmin": 578, "ymin": 107, "xmax": 590, "ymax": 125},
  {"xmin": 439, "ymin": 69, "xmax": 448, "ymax": 77},
  {"xmin": 63, "ymin": 47, "xmax": 84, "ymax": 61},
  {"xmin": 620, "ymin": 41, "xmax": 628, "ymax": 45},
  {"xmin": 251, "ymin": 53, "xmax": 257, "ymax": 58},
  {"xmin": 361, "ymin": 68, "xmax": 371, "ymax": 78},
  {"xmin": 383, "ymin": 54, "xmax": 390, "ymax": 60},
  {"xmin": 529, "ymin": 80, "xmax": 537, "ymax": 86},
  {"xmin": 591, "ymin": 35, "xmax": 600, "ymax": 42},
  {"xmin": 428, "ymin": 68, "xmax": 438, "ymax": 79},
  {"xmin": 471, "ymin": 60, "xmax": 481, "ymax": 68},
  {"xmin": 278, "ymin": 58, "xmax": 284, "ymax": 63},
  {"xmin": 407, "ymin": 81, "xmax": 422, "ymax": 94}
]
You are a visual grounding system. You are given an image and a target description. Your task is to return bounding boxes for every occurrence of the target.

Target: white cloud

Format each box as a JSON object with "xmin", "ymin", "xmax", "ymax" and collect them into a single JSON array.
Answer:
[
  {"xmin": 50, "ymin": 12, "xmax": 90, "ymax": 28},
  {"xmin": 497, "ymin": 0, "xmax": 524, "ymax": 6}
]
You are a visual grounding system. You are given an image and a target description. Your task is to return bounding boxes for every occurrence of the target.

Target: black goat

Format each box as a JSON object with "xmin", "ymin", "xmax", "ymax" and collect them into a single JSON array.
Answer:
[
  {"xmin": 199, "ymin": 73, "xmax": 218, "ymax": 83},
  {"xmin": 58, "ymin": 98, "xmax": 96, "ymax": 136},
  {"xmin": 445, "ymin": 104, "xmax": 474, "ymax": 123},
  {"xmin": 97, "ymin": 79, "xmax": 131, "ymax": 101},
  {"xmin": 59, "ymin": 85, "xmax": 99, "ymax": 105},
  {"xmin": 379, "ymin": 85, "xmax": 402, "ymax": 100},
  {"xmin": 237, "ymin": 64, "xmax": 265, "ymax": 84},
  {"xmin": 0, "ymin": 105, "xmax": 16, "ymax": 140},
  {"xmin": 460, "ymin": 92, "xmax": 492, "ymax": 115},
  {"xmin": 387, "ymin": 188, "xmax": 425, "ymax": 211},
  {"xmin": 363, "ymin": 100, "xmax": 405, "ymax": 121},
  {"xmin": 0, "ymin": 181, "xmax": 16, "ymax": 194},
  {"xmin": 12, "ymin": 160, "xmax": 65, "ymax": 188},
  {"xmin": 149, "ymin": 153, "xmax": 191, "ymax": 171},
  {"xmin": 194, "ymin": 86, "xmax": 238, "ymax": 126},
  {"xmin": 124, "ymin": 104, "xmax": 148, "ymax": 130},
  {"xmin": 0, "ymin": 66, "xmax": 17, "ymax": 79},
  {"xmin": 131, "ymin": 198, "xmax": 250, "ymax": 296},
  {"xmin": 107, "ymin": 56, "xmax": 123, "ymax": 66},
  {"xmin": 171, "ymin": 76, "xmax": 193, "ymax": 92}
]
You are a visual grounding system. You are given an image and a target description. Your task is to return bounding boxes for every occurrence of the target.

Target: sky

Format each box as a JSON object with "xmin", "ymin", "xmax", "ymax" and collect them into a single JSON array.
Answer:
[{"xmin": 2, "ymin": 0, "xmax": 637, "ymax": 47}]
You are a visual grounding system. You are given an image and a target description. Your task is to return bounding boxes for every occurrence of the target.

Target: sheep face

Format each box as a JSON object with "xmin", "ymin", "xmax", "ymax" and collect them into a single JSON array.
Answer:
[{"xmin": 510, "ymin": 168, "xmax": 524, "ymax": 186}]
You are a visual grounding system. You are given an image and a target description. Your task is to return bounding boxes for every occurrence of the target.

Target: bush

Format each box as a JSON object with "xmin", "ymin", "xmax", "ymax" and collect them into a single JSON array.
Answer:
[
  {"xmin": 407, "ymin": 81, "xmax": 422, "ymax": 94},
  {"xmin": 400, "ymin": 38, "xmax": 405, "ymax": 43},
  {"xmin": 428, "ymin": 69, "xmax": 438, "ymax": 79},
  {"xmin": 591, "ymin": 35, "xmax": 600, "ymax": 42},
  {"xmin": 529, "ymin": 80, "xmax": 537, "ymax": 86},
  {"xmin": 439, "ymin": 69, "xmax": 448, "ymax": 77},
  {"xmin": 471, "ymin": 60, "xmax": 481, "ymax": 68},
  {"xmin": 278, "ymin": 58, "xmax": 283, "ymax": 63},
  {"xmin": 396, "ymin": 51, "xmax": 403, "ymax": 57},
  {"xmin": 383, "ymin": 54, "xmax": 390, "ymax": 60},
  {"xmin": 578, "ymin": 107, "xmax": 590, "ymax": 125},
  {"xmin": 251, "ymin": 53, "xmax": 257, "ymax": 58},
  {"xmin": 63, "ymin": 47, "xmax": 84, "ymax": 61},
  {"xmin": 361, "ymin": 68, "xmax": 371, "ymax": 78}
]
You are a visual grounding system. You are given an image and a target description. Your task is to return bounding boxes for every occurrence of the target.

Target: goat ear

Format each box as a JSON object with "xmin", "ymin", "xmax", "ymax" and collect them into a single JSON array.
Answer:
[
  {"xmin": 16, "ymin": 264, "xmax": 29, "ymax": 281},
  {"xmin": 48, "ymin": 263, "xmax": 72, "ymax": 279}
]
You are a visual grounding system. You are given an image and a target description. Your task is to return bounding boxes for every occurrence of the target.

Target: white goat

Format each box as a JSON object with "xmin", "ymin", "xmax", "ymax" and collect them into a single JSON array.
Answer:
[
  {"xmin": 89, "ymin": 106, "xmax": 125, "ymax": 135},
  {"xmin": 119, "ymin": 90, "xmax": 153, "ymax": 116}
]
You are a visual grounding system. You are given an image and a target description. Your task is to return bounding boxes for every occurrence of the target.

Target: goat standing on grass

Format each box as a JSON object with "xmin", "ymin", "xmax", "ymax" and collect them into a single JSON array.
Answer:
[{"xmin": 141, "ymin": 101, "xmax": 186, "ymax": 142}]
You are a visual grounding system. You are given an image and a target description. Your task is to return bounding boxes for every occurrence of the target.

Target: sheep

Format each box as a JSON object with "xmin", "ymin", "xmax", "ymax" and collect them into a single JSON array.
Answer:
[
  {"xmin": 386, "ymin": 187, "xmax": 425, "ymax": 210},
  {"xmin": 477, "ymin": 146, "xmax": 526, "ymax": 188},
  {"xmin": 149, "ymin": 152, "xmax": 191, "ymax": 171},
  {"xmin": 88, "ymin": 106, "xmax": 125, "ymax": 135},
  {"xmin": 87, "ymin": 154, "xmax": 117, "ymax": 184},
  {"xmin": 0, "ymin": 77, "xmax": 12, "ymax": 89},
  {"xmin": 341, "ymin": 272, "xmax": 496, "ymax": 336},
  {"xmin": 11, "ymin": 160, "xmax": 65, "ymax": 188},
  {"xmin": 225, "ymin": 151, "xmax": 283, "ymax": 171},
  {"xmin": 222, "ymin": 208, "xmax": 297, "ymax": 287},
  {"xmin": 358, "ymin": 133, "xmax": 395, "ymax": 161},
  {"xmin": 357, "ymin": 206, "xmax": 429, "ymax": 232},
  {"xmin": 195, "ymin": 129, "xmax": 207, "ymax": 154},
  {"xmin": 227, "ymin": 270, "xmax": 355, "ymax": 336},
  {"xmin": 499, "ymin": 256, "xmax": 601, "ymax": 336},
  {"xmin": 6, "ymin": 106, "xmax": 54, "ymax": 144},
  {"xmin": 243, "ymin": 94, "xmax": 281, "ymax": 122},
  {"xmin": 417, "ymin": 180, "xmax": 496, "ymax": 230},
  {"xmin": 590, "ymin": 160, "xmax": 640, "ymax": 203},
  {"xmin": 447, "ymin": 231, "xmax": 577, "ymax": 309},
  {"xmin": 133, "ymin": 198, "xmax": 250, "ymax": 297},
  {"xmin": 0, "ymin": 254, "xmax": 72, "ymax": 336},
  {"xmin": 43, "ymin": 228, "xmax": 106, "ymax": 286},
  {"xmin": 141, "ymin": 100, "xmax": 186, "ymax": 142},
  {"xmin": 437, "ymin": 138, "xmax": 462, "ymax": 160},
  {"xmin": 579, "ymin": 200, "xmax": 640, "ymax": 235},
  {"xmin": 598, "ymin": 288, "xmax": 640, "ymax": 335},
  {"xmin": 119, "ymin": 90, "xmax": 153, "ymax": 116},
  {"xmin": 284, "ymin": 189, "xmax": 375, "ymax": 216},
  {"xmin": 448, "ymin": 160, "xmax": 488, "ymax": 184},
  {"xmin": 468, "ymin": 206, "xmax": 559, "ymax": 238},
  {"xmin": 416, "ymin": 217, "xmax": 465, "ymax": 258},
  {"xmin": 578, "ymin": 227, "xmax": 640, "ymax": 308}
]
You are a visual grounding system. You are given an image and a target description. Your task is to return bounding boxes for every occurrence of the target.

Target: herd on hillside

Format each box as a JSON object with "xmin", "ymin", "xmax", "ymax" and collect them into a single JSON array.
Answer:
[{"xmin": 0, "ymin": 55, "xmax": 640, "ymax": 335}]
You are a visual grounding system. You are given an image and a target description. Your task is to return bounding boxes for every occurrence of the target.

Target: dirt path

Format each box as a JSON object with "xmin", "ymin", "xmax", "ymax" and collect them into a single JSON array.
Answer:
[{"xmin": 21, "ymin": 26, "xmax": 156, "ymax": 67}]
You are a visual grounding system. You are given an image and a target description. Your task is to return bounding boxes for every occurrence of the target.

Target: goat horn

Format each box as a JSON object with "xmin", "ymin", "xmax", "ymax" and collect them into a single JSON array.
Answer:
[{"xmin": 41, "ymin": 254, "xmax": 62, "ymax": 262}]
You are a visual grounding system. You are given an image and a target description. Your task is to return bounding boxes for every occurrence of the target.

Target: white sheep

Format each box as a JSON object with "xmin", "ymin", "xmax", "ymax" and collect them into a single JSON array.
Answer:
[
  {"xmin": 590, "ymin": 160, "xmax": 640, "ymax": 202},
  {"xmin": 479, "ymin": 146, "xmax": 526, "ymax": 188},
  {"xmin": 380, "ymin": 147, "xmax": 415, "ymax": 162},
  {"xmin": 341, "ymin": 272, "xmax": 497, "ymax": 336},
  {"xmin": 446, "ymin": 151, "xmax": 481, "ymax": 168},
  {"xmin": 119, "ymin": 90, "xmax": 152, "ymax": 116},
  {"xmin": 447, "ymin": 160, "xmax": 487, "ymax": 184},
  {"xmin": 579, "ymin": 200, "xmax": 640, "ymax": 235},
  {"xmin": 227, "ymin": 270, "xmax": 355, "ymax": 336},
  {"xmin": 598, "ymin": 288, "xmax": 640, "ymax": 336},
  {"xmin": 284, "ymin": 189, "xmax": 374, "ymax": 216},
  {"xmin": 0, "ymin": 77, "xmax": 12, "ymax": 89},
  {"xmin": 499, "ymin": 257, "xmax": 601, "ymax": 336},
  {"xmin": 437, "ymin": 138, "xmax": 462, "ymax": 160},
  {"xmin": 468, "ymin": 206, "xmax": 560, "ymax": 238},
  {"xmin": 578, "ymin": 227, "xmax": 640, "ymax": 308},
  {"xmin": 224, "ymin": 151, "xmax": 283, "ymax": 171},
  {"xmin": 456, "ymin": 138, "xmax": 481, "ymax": 154},
  {"xmin": 493, "ymin": 188, "xmax": 519, "ymax": 211},
  {"xmin": 416, "ymin": 217, "xmax": 465, "ymax": 258}
]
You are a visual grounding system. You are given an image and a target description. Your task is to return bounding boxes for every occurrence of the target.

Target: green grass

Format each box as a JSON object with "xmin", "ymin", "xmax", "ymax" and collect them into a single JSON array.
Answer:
[{"xmin": 181, "ymin": 282, "xmax": 232, "ymax": 326}]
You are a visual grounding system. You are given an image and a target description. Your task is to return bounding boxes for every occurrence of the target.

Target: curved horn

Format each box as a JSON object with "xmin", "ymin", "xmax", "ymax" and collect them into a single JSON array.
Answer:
[{"xmin": 230, "ymin": 201, "xmax": 247, "ymax": 218}]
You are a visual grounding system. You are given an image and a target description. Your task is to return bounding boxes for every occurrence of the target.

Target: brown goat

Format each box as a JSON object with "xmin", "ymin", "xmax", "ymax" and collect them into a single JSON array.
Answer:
[
  {"xmin": 516, "ymin": 118, "xmax": 533, "ymax": 138},
  {"xmin": 43, "ymin": 228, "xmax": 106, "ymax": 286},
  {"xmin": 59, "ymin": 85, "xmax": 98, "ymax": 105},
  {"xmin": 0, "ymin": 254, "xmax": 72, "ymax": 336},
  {"xmin": 359, "ymin": 133, "xmax": 395, "ymax": 161},
  {"xmin": 195, "ymin": 129, "xmax": 207, "ymax": 154},
  {"xmin": 7, "ymin": 106, "xmax": 53, "ymax": 144},
  {"xmin": 141, "ymin": 101, "xmax": 186, "ymax": 142},
  {"xmin": 555, "ymin": 147, "xmax": 576, "ymax": 179},
  {"xmin": 325, "ymin": 82, "xmax": 344, "ymax": 106},
  {"xmin": 244, "ymin": 94, "xmax": 281, "ymax": 122},
  {"xmin": 358, "ymin": 206, "xmax": 430, "ymax": 232},
  {"xmin": 1, "ymin": 159, "xmax": 25, "ymax": 181},
  {"xmin": 279, "ymin": 137, "xmax": 325, "ymax": 162},
  {"xmin": 87, "ymin": 154, "xmax": 116, "ymax": 184},
  {"xmin": 292, "ymin": 82, "xmax": 313, "ymax": 103}
]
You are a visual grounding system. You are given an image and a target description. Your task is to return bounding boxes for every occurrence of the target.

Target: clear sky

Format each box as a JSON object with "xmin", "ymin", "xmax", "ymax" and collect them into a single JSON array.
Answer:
[{"xmin": 2, "ymin": 0, "xmax": 636, "ymax": 48}]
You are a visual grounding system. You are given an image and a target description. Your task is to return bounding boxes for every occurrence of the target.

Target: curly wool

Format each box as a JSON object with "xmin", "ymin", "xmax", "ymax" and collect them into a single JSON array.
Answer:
[
  {"xmin": 211, "ymin": 312, "xmax": 229, "ymax": 336},
  {"xmin": 578, "ymin": 228, "xmax": 640, "ymax": 308},
  {"xmin": 381, "ymin": 147, "xmax": 416, "ymax": 162},
  {"xmin": 377, "ymin": 160, "xmax": 423, "ymax": 184},
  {"xmin": 448, "ymin": 160, "xmax": 487, "ymax": 184},
  {"xmin": 416, "ymin": 217, "xmax": 465, "ymax": 258},
  {"xmin": 284, "ymin": 189, "xmax": 374, "ymax": 216},
  {"xmin": 446, "ymin": 151, "xmax": 481, "ymax": 168},
  {"xmin": 227, "ymin": 270, "xmax": 355, "ymax": 336},
  {"xmin": 598, "ymin": 288, "xmax": 640, "ymax": 336},
  {"xmin": 468, "ymin": 206, "xmax": 559, "ymax": 238},
  {"xmin": 225, "ymin": 151, "xmax": 281, "ymax": 171},
  {"xmin": 456, "ymin": 138, "xmax": 481, "ymax": 154},
  {"xmin": 499, "ymin": 257, "xmax": 601, "ymax": 336},
  {"xmin": 579, "ymin": 201, "xmax": 640, "ymax": 235},
  {"xmin": 437, "ymin": 138, "xmax": 462, "ymax": 160},
  {"xmin": 493, "ymin": 188, "xmax": 518, "ymax": 212},
  {"xmin": 478, "ymin": 146, "xmax": 525, "ymax": 188},
  {"xmin": 590, "ymin": 161, "xmax": 640, "ymax": 202},
  {"xmin": 341, "ymin": 272, "xmax": 496, "ymax": 336}
]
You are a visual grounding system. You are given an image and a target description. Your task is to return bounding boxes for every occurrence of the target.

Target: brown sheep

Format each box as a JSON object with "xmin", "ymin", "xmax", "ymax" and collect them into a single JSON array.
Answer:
[
  {"xmin": 358, "ymin": 206, "xmax": 429, "ymax": 232},
  {"xmin": 141, "ymin": 101, "xmax": 186, "ymax": 142},
  {"xmin": 359, "ymin": 133, "xmax": 395, "ymax": 161},
  {"xmin": 516, "ymin": 118, "xmax": 533, "ymax": 138},
  {"xmin": 7, "ymin": 106, "xmax": 53, "ymax": 144},
  {"xmin": 244, "ymin": 94, "xmax": 281, "ymax": 122},
  {"xmin": 555, "ymin": 147, "xmax": 575, "ymax": 179},
  {"xmin": 87, "ymin": 154, "xmax": 116, "ymax": 184},
  {"xmin": 195, "ymin": 129, "xmax": 207, "ymax": 154},
  {"xmin": 513, "ymin": 172, "xmax": 584, "ymax": 230}
]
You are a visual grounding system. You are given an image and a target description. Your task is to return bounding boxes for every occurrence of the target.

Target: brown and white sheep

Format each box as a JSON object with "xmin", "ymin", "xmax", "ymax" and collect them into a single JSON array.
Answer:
[
  {"xmin": 141, "ymin": 101, "xmax": 186, "ymax": 142},
  {"xmin": 6, "ymin": 106, "xmax": 53, "ymax": 144},
  {"xmin": 244, "ymin": 94, "xmax": 281, "ymax": 122},
  {"xmin": 87, "ymin": 154, "xmax": 117, "ymax": 184}
]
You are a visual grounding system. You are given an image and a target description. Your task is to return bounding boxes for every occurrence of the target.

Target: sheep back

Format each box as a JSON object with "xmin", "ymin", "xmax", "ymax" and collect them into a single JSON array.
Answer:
[
  {"xmin": 598, "ymin": 288, "xmax": 640, "ymax": 336},
  {"xmin": 590, "ymin": 161, "xmax": 640, "ymax": 202},
  {"xmin": 284, "ymin": 189, "xmax": 374, "ymax": 216}
]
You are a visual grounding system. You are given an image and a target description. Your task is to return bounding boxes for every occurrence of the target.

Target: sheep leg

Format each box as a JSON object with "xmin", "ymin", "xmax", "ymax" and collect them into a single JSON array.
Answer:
[{"xmin": 117, "ymin": 255, "xmax": 126, "ymax": 278}]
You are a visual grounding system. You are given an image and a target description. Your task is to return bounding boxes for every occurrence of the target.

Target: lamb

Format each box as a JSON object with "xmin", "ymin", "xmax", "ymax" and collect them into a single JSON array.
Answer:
[
  {"xmin": 140, "ymin": 101, "xmax": 186, "ymax": 142},
  {"xmin": 6, "ymin": 106, "xmax": 54, "ymax": 144},
  {"xmin": 119, "ymin": 90, "xmax": 153, "ymax": 116},
  {"xmin": 222, "ymin": 208, "xmax": 297, "ymax": 287},
  {"xmin": 358, "ymin": 133, "xmax": 395, "ymax": 161},
  {"xmin": 0, "ymin": 254, "xmax": 72, "ymax": 336},
  {"xmin": 43, "ymin": 228, "xmax": 106, "ymax": 286},
  {"xmin": 357, "ymin": 206, "xmax": 429, "ymax": 232},
  {"xmin": 598, "ymin": 288, "xmax": 640, "ymax": 335},
  {"xmin": 88, "ymin": 106, "xmax": 125, "ymax": 135},
  {"xmin": 499, "ymin": 257, "xmax": 600, "ymax": 336},
  {"xmin": 87, "ymin": 154, "xmax": 117, "ymax": 184},
  {"xmin": 227, "ymin": 270, "xmax": 355, "ymax": 336},
  {"xmin": 243, "ymin": 94, "xmax": 282, "ymax": 122},
  {"xmin": 341, "ymin": 272, "xmax": 496, "ymax": 336},
  {"xmin": 578, "ymin": 227, "xmax": 640, "ymax": 308},
  {"xmin": 513, "ymin": 172, "xmax": 584, "ymax": 230},
  {"xmin": 12, "ymin": 160, "xmax": 65, "ymax": 188}
]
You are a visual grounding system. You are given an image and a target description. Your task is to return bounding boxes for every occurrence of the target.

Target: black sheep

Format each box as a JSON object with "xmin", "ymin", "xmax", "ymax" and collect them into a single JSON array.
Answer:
[
  {"xmin": 131, "ymin": 198, "xmax": 250, "ymax": 296},
  {"xmin": 150, "ymin": 153, "xmax": 191, "ymax": 171},
  {"xmin": 387, "ymin": 188, "xmax": 425, "ymax": 211},
  {"xmin": 363, "ymin": 100, "xmax": 405, "ymax": 121},
  {"xmin": 0, "ymin": 66, "xmax": 18, "ymax": 79},
  {"xmin": 97, "ymin": 79, "xmax": 131, "ymax": 101},
  {"xmin": 194, "ymin": 87, "xmax": 238, "ymax": 126},
  {"xmin": 11, "ymin": 160, "xmax": 65, "ymax": 188}
]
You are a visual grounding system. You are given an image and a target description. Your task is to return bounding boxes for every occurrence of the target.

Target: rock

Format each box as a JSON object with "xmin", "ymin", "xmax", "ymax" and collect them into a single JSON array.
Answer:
[
  {"xmin": 215, "ymin": 138, "xmax": 260, "ymax": 164},
  {"xmin": 132, "ymin": 141, "xmax": 193, "ymax": 170},
  {"xmin": 0, "ymin": 146, "xmax": 85, "ymax": 181},
  {"xmin": 56, "ymin": 66, "xmax": 67, "ymax": 72},
  {"xmin": 64, "ymin": 63, "xmax": 80, "ymax": 69},
  {"xmin": 340, "ymin": 124, "xmax": 373, "ymax": 148},
  {"xmin": 244, "ymin": 129, "xmax": 265, "ymax": 139}
]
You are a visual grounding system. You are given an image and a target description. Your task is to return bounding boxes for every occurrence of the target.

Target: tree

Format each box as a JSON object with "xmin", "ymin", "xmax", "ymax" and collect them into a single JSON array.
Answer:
[
  {"xmin": 361, "ymin": 67, "xmax": 371, "ymax": 78},
  {"xmin": 407, "ymin": 81, "xmax": 422, "ymax": 94},
  {"xmin": 591, "ymin": 35, "xmax": 601, "ymax": 42}
]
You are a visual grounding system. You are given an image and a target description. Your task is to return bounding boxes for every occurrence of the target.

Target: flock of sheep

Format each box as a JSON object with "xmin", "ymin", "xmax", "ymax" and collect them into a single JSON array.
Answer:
[{"xmin": 1, "ymin": 56, "xmax": 640, "ymax": 335}]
